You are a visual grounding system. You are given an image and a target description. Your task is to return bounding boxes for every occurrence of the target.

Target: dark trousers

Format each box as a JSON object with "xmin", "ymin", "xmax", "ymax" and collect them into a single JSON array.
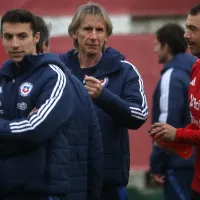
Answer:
[
  {"xmin": 164, "ymin": 169, "xmax": 194, "ymax": 200},
  {"xmin": 191, "ymin": 190, "xmax": 200, "ymax": 200},
  {"xmin": 101, "ymin": 185, "xmax": 128, "ymax": 200}
]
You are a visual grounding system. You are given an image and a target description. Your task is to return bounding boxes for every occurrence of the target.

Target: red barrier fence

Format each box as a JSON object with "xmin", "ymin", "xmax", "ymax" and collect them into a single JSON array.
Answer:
[{"xmin": 0, "ymin": 0, "xmax": 199, "ymax": 16}]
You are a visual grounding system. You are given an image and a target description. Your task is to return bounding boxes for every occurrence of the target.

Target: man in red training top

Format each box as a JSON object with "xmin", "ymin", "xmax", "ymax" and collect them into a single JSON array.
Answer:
[{"xmin": 149, "ymin": 4, "xmax": 200, "ymax": 200}]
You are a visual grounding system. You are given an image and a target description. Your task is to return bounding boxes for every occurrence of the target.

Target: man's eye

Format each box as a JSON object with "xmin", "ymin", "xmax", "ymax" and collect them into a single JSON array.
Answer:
[
  {"xmin": 19, "ymin": 35, "xmax": 27, "ymax": 39},
  {"xmin": 84, "ymin": 27, "xmax": 92, "ymax": 31},
  {"xmin": 96, "ymin": 28, "xmax": 104, "ymax": 32},
  {"xmin": 4, "ymin": 35, "xmax": 12, "ymax": 40}
]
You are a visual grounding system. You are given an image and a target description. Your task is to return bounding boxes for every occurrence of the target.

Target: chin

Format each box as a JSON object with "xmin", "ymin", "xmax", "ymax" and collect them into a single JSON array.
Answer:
[
  {"xmin": 11, "ymin": 57, "xmax": 23, "ymax": 64},
  {"xmin": 158, "ymin": 59, "xmax": 164, "ymax": 64},
  {"xmin": 190, "ymin": 50, "xmax": 200, "ymax": 58},
  {"xmin": 86, "ymin": 50, "xmax": 99, "ymax": 56},
  {"xmin": 195, "ymin": 53, "xmax": 200, "ymax": 59}
]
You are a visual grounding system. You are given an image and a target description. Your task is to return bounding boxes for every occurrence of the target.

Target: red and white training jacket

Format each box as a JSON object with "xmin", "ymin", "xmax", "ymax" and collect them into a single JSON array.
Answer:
[{"xmin": 176, "ymin": 59, "xmax": 200, "ymax": 193}]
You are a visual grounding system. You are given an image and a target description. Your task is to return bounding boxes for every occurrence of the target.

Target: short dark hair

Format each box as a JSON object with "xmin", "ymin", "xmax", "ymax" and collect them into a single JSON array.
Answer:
[
  {"xmin": 1, "ymin": 9, "xmax": 38, "ymax": 35},
  {"xmin": 189, "ymin": 4, "xmax": 200, "ymax": 15},
  {"xmin": 156, "ymin": 23, "xmax": 187, "ymax": 55},
  {"xmin": 36, "ymin": 16, "xmax": 51, "ymax": 53}
]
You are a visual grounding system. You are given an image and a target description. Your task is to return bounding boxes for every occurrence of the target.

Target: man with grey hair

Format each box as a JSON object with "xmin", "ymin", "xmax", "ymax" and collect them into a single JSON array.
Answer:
[{"xmin": 59, "ymin": 2, "xmax": 148, "ymax": 200}]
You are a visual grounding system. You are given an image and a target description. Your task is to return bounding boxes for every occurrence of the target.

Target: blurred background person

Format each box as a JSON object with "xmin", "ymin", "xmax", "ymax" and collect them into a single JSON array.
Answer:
[
  {"xmin": 149, "ymin": 4, "xmax": 200, "ymax": 200},
  {"xmin": 149, "ymin": 23, "xmax": 197, "ymax": 200},
  {"xmin": 36, "ymin": 15, "xmax": 104, "ymax": 200},
  {"xmin": 36, "ymin": 16, "xmax": 51, "ymax": 53}
]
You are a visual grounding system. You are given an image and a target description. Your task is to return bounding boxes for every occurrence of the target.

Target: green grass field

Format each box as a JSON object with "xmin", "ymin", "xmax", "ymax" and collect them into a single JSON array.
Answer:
[{"xmin": 127, "ymin": 187, "xmax": 164, "ymax": 200}]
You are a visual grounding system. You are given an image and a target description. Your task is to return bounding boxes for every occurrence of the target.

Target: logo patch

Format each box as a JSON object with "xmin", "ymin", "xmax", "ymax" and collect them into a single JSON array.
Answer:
[
  {"xmin": 17, "ymin": 102, "xmax": 27, "ymax": 111},
  {"xmin": 100, "ymin": 77, "xmax": 109, "ymax": 87},
  {"xmin": 19, "ymin": 82, "xmax": 33, "ymax": 97},
  {"xmin": 190, "ymin": 77, "xmax": 196, "ymax": 86}
]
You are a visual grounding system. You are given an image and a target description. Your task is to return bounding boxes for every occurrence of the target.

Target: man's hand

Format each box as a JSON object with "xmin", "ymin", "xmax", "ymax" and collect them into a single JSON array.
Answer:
[
  {"xmin": 84, "ymin": 75, "xmax": 102, "ymax": 99},
  {"xmin": 151, "ymin": 174, "xmax": 165, "ymax": 184},
  {"xmin": 149, "ymin": 123, "xmax": 177, "ymax": 142}
]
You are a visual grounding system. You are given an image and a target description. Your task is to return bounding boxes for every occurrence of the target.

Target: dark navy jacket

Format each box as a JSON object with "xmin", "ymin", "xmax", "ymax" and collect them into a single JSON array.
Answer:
[
  {"xmin": 0, "ymin": 53, "xmax": 103, "ymax": 199},
  {"xmin": 59, "ymin": 47, "xmax": 148, "ymax": 186},
  {"xmin": 150, "ymin": 53, "xmax": 197, "ymax": 174},
  {"xmin": 64, "ymin": 69, "xmax": 103, "ymax": 200}
]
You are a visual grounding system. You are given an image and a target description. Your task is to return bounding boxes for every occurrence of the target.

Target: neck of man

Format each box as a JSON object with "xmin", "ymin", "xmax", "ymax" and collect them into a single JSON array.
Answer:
[
  {"xmin": 196, "ymin": 53, "xmax": 200, "ymax": 59},
  {"xmin": 14, "ymin": 50, "xmax": 38, "ymax": 67},
  {"xmin": 78, "ymin": 51, "xmax": 102, "ymax": 68},
  {"xmin": 164, "ymin": 53, "xmax": 173, "ymax": 64}
]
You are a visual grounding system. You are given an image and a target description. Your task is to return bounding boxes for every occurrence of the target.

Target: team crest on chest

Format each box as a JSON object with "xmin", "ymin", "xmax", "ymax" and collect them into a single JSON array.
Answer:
[
  {"xmin": 99, "ymin": 77, "xmax": 109, "ymax": 87},
  {"xmin": 19, "ymin": 82, "xmax": 33, "ymax": 97}
]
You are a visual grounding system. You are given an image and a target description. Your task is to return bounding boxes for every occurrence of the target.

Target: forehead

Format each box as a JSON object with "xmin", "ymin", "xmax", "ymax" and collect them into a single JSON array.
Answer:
[
  {"xmin": 80, "ymin": 14, "xmax": 106, "ymax": 27},
  {"xmin": 2, "ymin": 22, "xmax": 32, "ymax": 35},
  {"xmin": 185, "ymin": 13, "xmax": 200, "ymax": 27}
]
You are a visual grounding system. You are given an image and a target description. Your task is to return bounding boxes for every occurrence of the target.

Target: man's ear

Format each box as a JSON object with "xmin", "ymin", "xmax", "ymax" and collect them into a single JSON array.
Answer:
[
  {"xmin": 42, "ymin": 41, "xmax": 50, "ymax": 53},
  {"xmin": 163, "ymin": 43, "xmax": 170, "ymax": 52},
  {"xmin": 72, "ymin": 34, "xmax": 77, "ymax": 40},
  {"xmin": 34, "ymin": 32, "xmax": 40, "ymax": 45},
  {"xmin": 72, "ymin": 30, "xmax": 78, "ymax": 40}
]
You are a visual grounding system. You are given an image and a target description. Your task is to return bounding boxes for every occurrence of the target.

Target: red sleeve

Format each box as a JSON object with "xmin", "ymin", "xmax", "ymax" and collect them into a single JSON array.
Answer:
[{"xmin": 176, "ymin": 123, "xmax": 200, "ymax": 145}]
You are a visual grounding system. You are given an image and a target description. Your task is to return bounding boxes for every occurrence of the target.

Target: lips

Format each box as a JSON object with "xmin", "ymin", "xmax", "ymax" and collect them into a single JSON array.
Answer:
[
  {"xmin": 10, "ymin": 52, "xmax": 23, "ymax": 54},
  {"xmin": 188, "ymin": 44, "xmax": 193, "ymax": 48},
  {"xmin": 10, "ymin": 52, "xmax": 23, "ymax": 56},
  {"xmin": 87, "ymin": 44, "xmax": 97, "ymax": 47}
]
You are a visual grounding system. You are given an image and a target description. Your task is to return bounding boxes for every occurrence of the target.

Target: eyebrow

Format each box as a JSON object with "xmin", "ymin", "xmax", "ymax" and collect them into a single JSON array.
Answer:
[
  {"xmin": 82, "ymin": 24, "xmax": 94, "ymax": 28},
  {"xmin": 4, "ymin": 31, "xmax": 28, "ymax": 34},
  {"xmin": 3, "ymin": 32, "xmax": 28, "ymax": 36},
  {"xmin": 185, "ymin": 24, "xmax": 197, "ymax": 28}
]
